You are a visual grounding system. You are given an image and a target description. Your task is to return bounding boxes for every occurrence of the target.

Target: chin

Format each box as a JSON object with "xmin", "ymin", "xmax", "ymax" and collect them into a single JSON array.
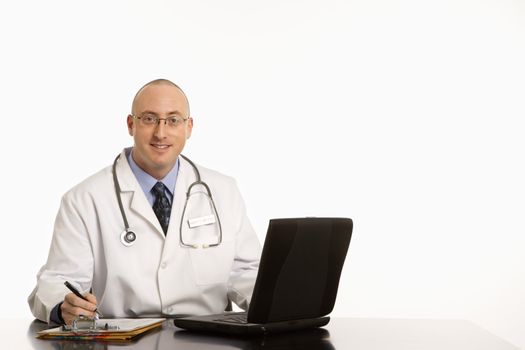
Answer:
[{"xmin": 152, "ymin": 157, "xmax": 177, "ymax": 169}]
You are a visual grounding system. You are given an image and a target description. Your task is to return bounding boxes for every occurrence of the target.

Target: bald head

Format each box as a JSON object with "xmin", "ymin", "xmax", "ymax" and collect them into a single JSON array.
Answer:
[
  {"xmin": 127, "ymin": 79, "xmax": 194, "ymax": 179},
  {"xmin": 131, "ymin": 79, "xmax": 190, "ymax": 116}
]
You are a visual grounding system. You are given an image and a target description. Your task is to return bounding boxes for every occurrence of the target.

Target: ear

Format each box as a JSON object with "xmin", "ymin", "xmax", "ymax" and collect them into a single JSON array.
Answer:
[
  {"xmin": 127, "ymin": 115, "xmax": 134, "ymax": 136},
  {"xmin": 185, "ymin": 117, "xmax": 194, "ymax": 139}
]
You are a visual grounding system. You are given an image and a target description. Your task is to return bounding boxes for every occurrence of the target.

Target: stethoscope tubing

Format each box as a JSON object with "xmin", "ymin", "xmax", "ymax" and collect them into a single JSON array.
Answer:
[
  {"xmin": 113, "ymin": 153, "xmax": 222, "ymax": 248},
  {"xmin": 113, "ymin": 154, "xmax": 130, "ymax": 231}
]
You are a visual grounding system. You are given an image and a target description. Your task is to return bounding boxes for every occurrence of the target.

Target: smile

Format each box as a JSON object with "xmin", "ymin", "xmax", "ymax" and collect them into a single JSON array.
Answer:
[{"xmin": 151, "ymin": 144, "xmax": 171, "ymax": 149}]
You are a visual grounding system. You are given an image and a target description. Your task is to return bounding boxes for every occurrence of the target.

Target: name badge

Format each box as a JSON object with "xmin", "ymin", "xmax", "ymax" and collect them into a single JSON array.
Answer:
[{"xmin": 188, "ymin": 214, "xmax": 216, "ymax": 228}]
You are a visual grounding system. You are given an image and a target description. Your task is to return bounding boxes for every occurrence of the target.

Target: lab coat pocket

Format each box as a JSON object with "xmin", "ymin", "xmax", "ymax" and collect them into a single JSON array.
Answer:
[{"xmin": 189, "ymin": 240, "xmax": 235, "ymax": 285}]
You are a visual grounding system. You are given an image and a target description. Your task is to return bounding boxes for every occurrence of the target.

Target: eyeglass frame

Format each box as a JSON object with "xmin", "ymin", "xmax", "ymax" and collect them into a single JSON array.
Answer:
[{"xmin": 130, "ymin": 113, "xmax": 191, "ymax": 127}]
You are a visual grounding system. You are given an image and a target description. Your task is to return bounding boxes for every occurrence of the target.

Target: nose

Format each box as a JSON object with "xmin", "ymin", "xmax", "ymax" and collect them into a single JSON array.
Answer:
[{"xmin": 153, "ymin": 119, "xmax": 167, "ymax": 139}]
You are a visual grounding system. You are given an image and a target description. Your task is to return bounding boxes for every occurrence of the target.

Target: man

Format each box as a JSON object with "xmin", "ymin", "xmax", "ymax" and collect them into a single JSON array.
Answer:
[{"xmin": 28, "ymin": 79, "xmax": 261, "ymax": 325}]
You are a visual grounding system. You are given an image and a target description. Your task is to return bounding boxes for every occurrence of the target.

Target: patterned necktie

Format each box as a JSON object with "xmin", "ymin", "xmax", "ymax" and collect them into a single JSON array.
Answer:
[{"xmin": 152, "ymin": 182, "xmax": 171, "ymax": 235}]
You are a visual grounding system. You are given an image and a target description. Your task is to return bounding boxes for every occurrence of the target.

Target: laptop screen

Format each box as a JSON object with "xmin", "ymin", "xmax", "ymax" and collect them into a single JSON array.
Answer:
[{"xmin": 247, "ymin": 217, "xmax": 353, "ymax": 323}]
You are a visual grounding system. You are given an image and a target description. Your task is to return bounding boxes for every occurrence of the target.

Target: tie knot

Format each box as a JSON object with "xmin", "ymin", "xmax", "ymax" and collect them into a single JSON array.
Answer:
[{"xmin": 152, "ymin": 182, "xmax": 166, "ymax": 196}]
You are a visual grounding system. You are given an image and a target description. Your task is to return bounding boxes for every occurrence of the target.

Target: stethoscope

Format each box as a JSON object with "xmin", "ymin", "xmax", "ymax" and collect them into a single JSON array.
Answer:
[{"xmin": 112, "ymin": 153, "xmax": 223, "ymax": 248}]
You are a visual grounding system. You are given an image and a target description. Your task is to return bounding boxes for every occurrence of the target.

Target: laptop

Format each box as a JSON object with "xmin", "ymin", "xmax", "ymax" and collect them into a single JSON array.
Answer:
[{"xmin": 174, "ymin": 217, "xmax": 353, "ymax": 335}]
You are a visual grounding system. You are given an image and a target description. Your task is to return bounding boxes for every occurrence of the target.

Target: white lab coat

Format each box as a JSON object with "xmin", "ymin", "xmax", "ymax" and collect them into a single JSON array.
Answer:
[{"xmin": 28, "ymin": 149, "xmax": 261, "ymax": 323}]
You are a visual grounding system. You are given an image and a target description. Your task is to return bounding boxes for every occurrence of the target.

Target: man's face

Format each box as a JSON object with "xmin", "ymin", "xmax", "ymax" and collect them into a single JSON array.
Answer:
[{"xmin": 127, "ymin": 83, "xmax": 193, "ymax": 179}]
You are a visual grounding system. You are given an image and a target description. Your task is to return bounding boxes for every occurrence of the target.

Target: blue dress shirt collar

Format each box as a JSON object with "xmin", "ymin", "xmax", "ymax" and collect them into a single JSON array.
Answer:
[{"xmin": 126, "ymin": 147, "xmax": 179, "ymax": 205}]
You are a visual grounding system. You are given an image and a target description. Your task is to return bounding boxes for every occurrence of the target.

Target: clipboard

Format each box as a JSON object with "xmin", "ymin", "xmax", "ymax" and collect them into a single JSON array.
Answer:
[{"xmin": 36, "ymin": 318, "xmax": 165, "ymax": 341}]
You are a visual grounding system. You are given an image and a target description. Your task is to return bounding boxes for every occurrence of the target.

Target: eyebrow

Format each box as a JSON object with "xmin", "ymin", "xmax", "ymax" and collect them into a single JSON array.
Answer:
[{"xmin": 141, "ymin": 110, "xmax": 184, "ymax": 116}]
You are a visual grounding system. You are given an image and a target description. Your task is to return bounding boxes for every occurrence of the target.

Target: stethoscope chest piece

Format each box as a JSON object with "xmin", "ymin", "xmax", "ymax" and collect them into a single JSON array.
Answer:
[{"xmin": 120, "ymin": 230, "xmax": 136, "ymax": 246}]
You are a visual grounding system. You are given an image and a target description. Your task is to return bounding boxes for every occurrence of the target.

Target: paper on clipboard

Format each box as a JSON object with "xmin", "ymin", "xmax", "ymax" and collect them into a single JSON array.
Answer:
[{"xmin": 36, "ymin": 318, "xmax": 165, "ymax": 341}]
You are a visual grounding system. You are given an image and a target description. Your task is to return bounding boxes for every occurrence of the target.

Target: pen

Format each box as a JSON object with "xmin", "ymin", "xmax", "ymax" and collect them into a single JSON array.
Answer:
[{"xmin": 64, "ymin": 281, "xmax": 103, "ymax": 318}]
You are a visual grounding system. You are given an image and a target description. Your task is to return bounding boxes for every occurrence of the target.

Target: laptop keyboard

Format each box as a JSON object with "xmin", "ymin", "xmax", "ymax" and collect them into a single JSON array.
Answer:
[{"xmin": 213, "ymin": 313, "xmax": 248, "ymax": 324}]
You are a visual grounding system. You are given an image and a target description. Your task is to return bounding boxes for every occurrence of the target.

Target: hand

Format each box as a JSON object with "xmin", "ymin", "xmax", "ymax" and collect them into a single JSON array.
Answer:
[{"xmin": 60, "ymin": 292, "xmax": 98, "ymax": 325}]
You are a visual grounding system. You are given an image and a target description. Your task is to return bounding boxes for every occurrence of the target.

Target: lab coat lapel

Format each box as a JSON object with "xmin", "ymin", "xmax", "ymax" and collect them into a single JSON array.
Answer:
[
  {"xmin": 115, "ymin": 150, "xmax": 166, "ymax": 238},
  {"xmin": 164, "ymin": 157, "xmax": 194, "ymax": 242}
]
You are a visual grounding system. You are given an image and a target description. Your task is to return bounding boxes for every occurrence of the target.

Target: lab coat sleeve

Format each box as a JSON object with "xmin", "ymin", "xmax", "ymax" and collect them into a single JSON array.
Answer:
[
  {"xmin": 226, "ymin": 182, "xmax": 262, "ymax": 310},
  {"xmin": 28, "ymin": 191, "xmax": 95, "ymax": 323}
]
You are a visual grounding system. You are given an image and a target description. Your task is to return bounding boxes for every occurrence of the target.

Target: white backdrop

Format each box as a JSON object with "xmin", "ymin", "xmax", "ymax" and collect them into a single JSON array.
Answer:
[{"xmin": 0, "ymin": 0, "xmax": 523, "ymax": 348}]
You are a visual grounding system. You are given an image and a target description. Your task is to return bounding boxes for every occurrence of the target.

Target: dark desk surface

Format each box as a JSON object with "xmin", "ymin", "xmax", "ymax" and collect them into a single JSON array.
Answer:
[{"xmin": 3, "ymin": 317, "xmax": 519, "ymax": 350}]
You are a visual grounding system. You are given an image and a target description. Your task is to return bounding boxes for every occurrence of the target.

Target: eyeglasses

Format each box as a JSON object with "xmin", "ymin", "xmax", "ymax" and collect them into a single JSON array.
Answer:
[{"xmin": 132, "ymin": 114, "xmax": 189, "ymax": 127}]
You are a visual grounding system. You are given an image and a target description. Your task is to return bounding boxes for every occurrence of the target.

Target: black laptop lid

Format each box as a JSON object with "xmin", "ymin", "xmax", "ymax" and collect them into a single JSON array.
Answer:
[{"xmin": 247, "ymin": 217, "xmax": 353, "ymax": 323}]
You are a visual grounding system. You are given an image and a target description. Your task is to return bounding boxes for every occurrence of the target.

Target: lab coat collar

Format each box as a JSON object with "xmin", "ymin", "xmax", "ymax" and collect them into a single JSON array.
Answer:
[{"xmin": 114, "ymin": 148, "xmax": 138, "ymax": 192}]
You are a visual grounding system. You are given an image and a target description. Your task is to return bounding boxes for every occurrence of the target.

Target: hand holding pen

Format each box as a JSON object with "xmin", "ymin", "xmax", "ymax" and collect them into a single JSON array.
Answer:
[{"xmin": 62, "ymin": 281, "xmax": 103, "ymax": 325}]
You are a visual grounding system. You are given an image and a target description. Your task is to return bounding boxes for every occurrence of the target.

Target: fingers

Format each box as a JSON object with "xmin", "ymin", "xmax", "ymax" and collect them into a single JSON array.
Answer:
[
  {"xmin": 65, "ymin": 292, "xmax": 98, "ymax": 310},
  {"xmin": 84, "ymin": 293, "xmax": 97, "ymax": 305},
  {"xmin": 61, "ymin": 292, "xmax": 98, "ymax": 325}
]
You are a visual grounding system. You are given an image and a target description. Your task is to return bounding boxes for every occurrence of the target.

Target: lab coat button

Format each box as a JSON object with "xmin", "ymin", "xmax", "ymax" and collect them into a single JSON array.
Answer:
[
  {"xmin": 166, "ymin": 307, "xmax": 172, "ymax": 313},
  {"xmin": 161, "ymin": 262, "xmax": 167, "ymax": 269}
]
